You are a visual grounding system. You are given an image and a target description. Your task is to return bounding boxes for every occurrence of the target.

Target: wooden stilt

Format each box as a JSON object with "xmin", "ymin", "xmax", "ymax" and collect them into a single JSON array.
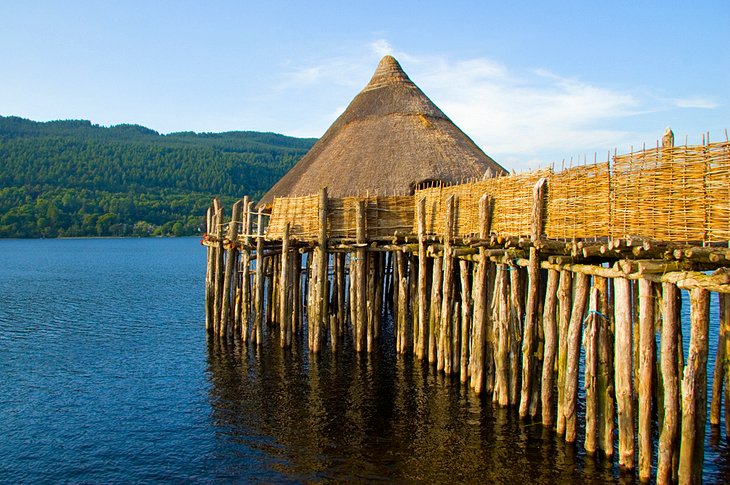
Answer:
[
  {"xmin": 279, "ymin": 222, "xmax": 291, "ymax": 348},
  {"xmin": 679, "ymin": 288, "xmax": 710, "ymax": 484},
  {"xmin": 240, "ymin": 200, "xmax": 253, "ymax": 342},
  {"xmin": 253, "ymin": 207, "xmax": 265, "ymax": 346},
  {"xmin": 429, "ymin": 256, "xmax": 442, "ymax": 364},
  {"xmin": 440, "ymin": 195, "xmax": 455, "ymax": 375},
  {"xmin": 596, "ymin": 276, "xmax": 615, "ymax": 457},
  {"xmin": 711, "ymin": 292, "xmax": 728, "ymax": 427},
  {"xmin": 408, "ymin": 253, "xmax": 418, "ymax": 355},
  {"xmin": 396, "ymin": 251, "xmax": 409, "ymax": 353},
  {"xmin": 212, "ymin": 200, "xmax": 224, "ymax": 335},
  {"xmin": 658, "ymin": 282, "xmax": 680, "ymax": 483},
  {"xmin": 541, "ymin": 268, "xmax": 559, "ymax": 426},
  {"xmin": 354, "ymin": 200, "xmax": 367, "ymax": 352},
  {"xmin": 311, "ymin": 188, "xmax": 328, "ymax": 353},
  {"xmin": 265, "ymin": 255, "xmax": 274, "ymax": 327},
  {"xmin": 205, "ymin": 204, "xmax": 214, "ymax": 332},
  {"xmin": 460, "ymin": 260, "xmax": 472, "ymax": 383},
  {"xmin": 614, "ymin": 276, "xmax": 635, "ymax": 469},
  {"xmin": 417, "ymin": 198, "xmax": 428, "ymax": 361},
  {"xmin": 638, "ymin": 278, "xmax": 655, "ymax": 480},
  {"xmin": 564, "ymin": 272, "xmax": 589, "ymax": 443},
  {"xmin": 723, "ymin": 293, "xmax": 730, "ymax": 438},
  {"xmin": 556, "ymin": 270, "xmax": 573, "ymax": 435},
  {"xmin": 493, "ymin": 264, "xmax": 510, "ymax": 406},
  {"xmin": 584, "ymin": 286, "xmax": 599, "ymax": 454},
  {"xmin": 470, "ymin": 194, "xmax": 490, "ymax": 393},
  {"xmin": 520, "ymin": 177, "xmax": 546, "ymax": 417},
  {"xmin": 508, "ymin": 266, "xmax": 523, "ymax": 404},
  {"xmin": 336, "ymin": 253, "xmax": 346, "ymax": 340},
  {"xmin": 221, "ymin": 199, "xmax": 243, "ymax": 337},
  {"xmin": 367, "ymin": 252, "xmax": 377, "ymax": 352},
  {"xmin": 293, "ymin": 251, "xmax": 302, "ymax": 338}
]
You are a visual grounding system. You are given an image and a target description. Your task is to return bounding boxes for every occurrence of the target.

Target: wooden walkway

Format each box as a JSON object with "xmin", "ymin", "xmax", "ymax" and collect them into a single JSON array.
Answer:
[{"xmin": 203, "ymin": 140, "xmax": 730, "ymax": 484}]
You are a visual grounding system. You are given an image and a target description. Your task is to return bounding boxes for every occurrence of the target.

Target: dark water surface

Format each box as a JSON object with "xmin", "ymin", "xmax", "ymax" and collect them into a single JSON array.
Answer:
[{"xmin": 0, "ymin": 238, "xmax": 728, "ymax": 483}]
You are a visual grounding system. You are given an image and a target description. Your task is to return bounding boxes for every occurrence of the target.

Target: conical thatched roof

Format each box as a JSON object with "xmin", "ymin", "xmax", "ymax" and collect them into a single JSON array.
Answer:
[{"xmin": 259, "ymin": 55, "xmax": 507, "ymax": 206}]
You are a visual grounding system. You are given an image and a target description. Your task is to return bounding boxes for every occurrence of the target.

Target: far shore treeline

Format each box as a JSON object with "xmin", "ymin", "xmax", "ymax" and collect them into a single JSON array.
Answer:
[{"xmin": 0, "ymin": 116, "xmax": 316, "ymax": 238}]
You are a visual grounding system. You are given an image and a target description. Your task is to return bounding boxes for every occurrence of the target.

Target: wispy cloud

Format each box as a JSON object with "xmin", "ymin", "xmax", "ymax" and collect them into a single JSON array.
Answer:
[{"xmin": 273, "ymin": 39, "xmax": 720, "ymax": 169}]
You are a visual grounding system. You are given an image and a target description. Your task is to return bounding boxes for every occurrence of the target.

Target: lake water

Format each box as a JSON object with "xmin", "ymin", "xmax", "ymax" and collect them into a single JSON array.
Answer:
[{"xmin": 0, "ymin": 238, "xmax": 728, "ymax": 483}]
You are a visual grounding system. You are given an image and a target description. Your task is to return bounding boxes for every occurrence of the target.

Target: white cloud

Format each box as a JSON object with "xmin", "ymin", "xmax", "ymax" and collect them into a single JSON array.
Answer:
[{"xmin": 271, "ymin": 41, "xmax": 720, "ymax": 170}]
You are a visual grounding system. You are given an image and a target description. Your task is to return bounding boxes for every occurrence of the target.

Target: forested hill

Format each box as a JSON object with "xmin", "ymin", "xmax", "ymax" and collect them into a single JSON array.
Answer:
[{"xmin": 0, "ymin": 116, "xmax": 317, "ymax": 238}]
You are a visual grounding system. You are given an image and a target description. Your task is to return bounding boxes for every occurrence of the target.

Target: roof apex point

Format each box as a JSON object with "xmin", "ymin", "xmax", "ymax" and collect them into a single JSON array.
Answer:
[{"xmin": 364, "ymin": 55, "xmax": 410, "ymax": 91}]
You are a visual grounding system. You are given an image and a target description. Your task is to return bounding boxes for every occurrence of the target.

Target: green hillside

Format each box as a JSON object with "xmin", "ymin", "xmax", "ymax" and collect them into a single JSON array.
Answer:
[{"xmin": 0, "ymin": 116, "xmax": 316, "ymax": 238}]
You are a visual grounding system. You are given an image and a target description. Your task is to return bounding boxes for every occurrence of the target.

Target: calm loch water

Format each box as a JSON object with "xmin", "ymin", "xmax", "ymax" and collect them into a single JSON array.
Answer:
[{"xmin": 0, "ymin": 238, "xmax": 728, "ymax": 483}]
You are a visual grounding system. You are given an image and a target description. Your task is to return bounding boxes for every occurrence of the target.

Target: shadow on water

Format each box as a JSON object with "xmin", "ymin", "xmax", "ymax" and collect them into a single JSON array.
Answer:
[{"xmin": 205, "ymin": 325, "xmax": 625, "ymax": 484}]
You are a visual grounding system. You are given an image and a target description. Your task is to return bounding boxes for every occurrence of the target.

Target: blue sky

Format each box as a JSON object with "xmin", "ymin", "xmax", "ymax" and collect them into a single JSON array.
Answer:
[{"xmin": 1, "ymin": 1, "xmax": 728, "ymax": 170}]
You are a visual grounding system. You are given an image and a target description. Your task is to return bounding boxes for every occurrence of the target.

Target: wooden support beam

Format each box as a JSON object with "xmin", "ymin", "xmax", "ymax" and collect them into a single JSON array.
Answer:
[
  {"xmin": 658, "ymin": 282, "xmax": 680, "ymax": 483},
  {"xmin": 470, "ymin": 194, "xmax": 490, "ymax": 393},
  {"xmin": 493, "ymin": 265, "xmax": 510, "ymax": 407},
  {"xmin": 253, "ymin": 207, "xmax": 265, "ymax": 346},
  {"xmin": 638, "ymin": 278, "xmax": 655, "ymax": 480},
  {"xmin": 417, "ymin": 197, "xmax": 429, "ymax": 361},
  {"xmin": 440, "ymin": 195, "xmax": 455, "ymax": 375},
  {"xmin": 220, "ymin": 199, "xmax": 243, "ymax": 338},
  {"xmin": 595, "ymin": 276, "xmax": 615, "ymax": 457},
  {"xmin": 679, "ymin": 288, "xmax": 710, "ymax": 484},
  {"xmin": 354, "ymin": 200, "xmax": 367, "ymax": 353},
  {"xmin": 459, "ymin": 260, "xmax": 472, "ymax": 383},
  {"xmin": 564, "ymin": 272, "xmax": 589, "ymax": 443},
  {"xmin": 540, "ymin": 268, "xmax": 559, "ymax": 426},
  {"xmin": 205, "ymin": 204, "xmax": 214, "ymax": 332},
  {"xmin": 614, "ymin": 277, "xmax": 635, "ymax": 469},
  {"xmin": 279, "ymin": 222, "xmax": 291, "ymax": 348},
  {"xmin": 556, "ymin": 269, "xmax": 573, "ymax": 435},
  {"xmin": 584, "ymin": 287, "xmax": 599, "ymax": 454}
]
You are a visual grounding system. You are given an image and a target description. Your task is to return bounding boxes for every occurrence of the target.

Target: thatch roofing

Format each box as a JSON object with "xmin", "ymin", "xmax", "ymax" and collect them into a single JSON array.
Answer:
[{"xmin": 259, "ymin": 55, "xmax": 507, "ymax": 206}]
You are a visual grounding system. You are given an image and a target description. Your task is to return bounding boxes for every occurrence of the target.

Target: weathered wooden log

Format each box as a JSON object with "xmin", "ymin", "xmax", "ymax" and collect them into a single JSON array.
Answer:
[
  {"xmin": 595, "ymin": 276, "xmax": 615, "ymax": 457},
  {"xmin": 252, "ymin": 207, "xmax": 265, "ymax": 345},
  {"xmin": 564, "ymin": 272, "xmax": 589, "ymax": 443},
  {"xmin": 212, "ymin": 201, "xmax": 224, "ymax": 335},
  {"xmin": 460, "ymin": 260, "xmax": 472, "ymax": 383},
  {"xmin": 336, "ymin": 253, "xmax": 346, "ymax": 340},
  {"xmin": 520, "ymin": 247, "xmax": 541, "ymax": 417},
  {"xmin": 408, "ymin": 252, "xmax": 418, "ymax": 355},
  {"xmin": 354, "ymin": 200, "xmax": 367, "ymax": 352},
  {"xmin": 658, "ymin": 282, "xmax": 680, "ymax": 483},
  {"xmin": 556, "ymin": 270, "xmax": 573, "ymax": 435},
  {"xmin": 540, "ymin": 268, "xmax": 559, "ymax": 426},
  {"xmin": 638, "ymin": 278, "xmax": 655, "ymax": 480},
  {"xmin": 311, "ymin": 188, "xmax": 328, "ymax": 353},
  {"xmin": 429, "ymin": 256, "xmax": 442, "ymax": 364},
  {"xmin": 485, "ymin": 263, "xmax": 496, "ymax": 394},
  {"xmin": 678, "ymin": 288, "xmax": 710, "ymax": 484},
  {"xmin": 711, "ymin": 292, "xmax": 728, "ymax": 427},
  {"xmin": 205, "ymin": 204, "xmax": 214, "ymax": 332},
  {"xmin": 470, "ymin": 194, "xmax": 490, "ymax": 393},
  {"xmin": 584, "ymin": 287, "xmax": 599, "ymax": 454},
  {"xmin": 396, "ymin": 251, "xmax": 409, "ymax": 354},
  {"xmin": 508, "ymin": 266, "xmax": 523, "ymax": 405},
  {"xmin": 440, "ymin": 195, "xmax": 455, "ymax": 375},
  {"xmin": 417, "ymin": 198, "xmax": 428, "ymax": 361},
  {"xmin": 220, "ymin": 200, "xmax": 243, "ymax": 338},
  {"xmin": 279, "ymin": 222, "xmax": 291, "ymax": 348},
  {"xmin": 614, "ymin": 277, "xmax": 635, "ymax": 469},
  {"xmin": 366, "ymin": 252, "xmax": 377, "ymax": 352},
  {"xmin": 493, "ymin": 265, "xmax": 510, "ymax": 406},
  {"xmin": 723, "ymin": 293, "xmax": 730, "ymax": 438},
  {"xmin": 240, "ymin": 201, "xmax": 253, "ymax": 342}
]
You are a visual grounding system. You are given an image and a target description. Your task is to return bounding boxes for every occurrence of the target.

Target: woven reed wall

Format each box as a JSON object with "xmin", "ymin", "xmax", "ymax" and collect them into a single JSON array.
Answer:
[
  {"xmin": 266, "ymin": 195, "xmax": 413, "ymax": 240},
  {"xmin": 264, "ymin": 141, "xmax": 730, "ymax": 244}
]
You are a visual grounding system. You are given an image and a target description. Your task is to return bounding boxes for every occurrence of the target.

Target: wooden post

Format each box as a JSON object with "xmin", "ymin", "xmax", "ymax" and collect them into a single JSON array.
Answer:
[
  {"xmin": 354, "ymin": 200, "xmax": 367, "ymax": 352},
  {"xmin": 564, "ymin": 272, "xmax": 589, "ymax": 443},
  {"xmin": 417, "ymin": 198, "xmax": 428, "ymax": 361},
  {"xmin": 508, "ymin": 266, "xmax": 523, "ymax": 404},
  {"xmin": 212, "ymin": 200, "xmax": 224, "ymax": 335},
  {"xmin": 658, "ymin": 282, "xmax": 680, "ymax": 484},
  {"xmin": 252, "ymin": 208, "xmax": 265, "ymax": 345},
  {"xmin": 614, "ymin": 277, "xmax": 635, "ymax": 469},
  {"xmin": 595, "ymin": 276, "xmax": 615, "ymax": 457},
  {"xmin": 311, "ymin": 188, "xmax": 328, "ymax": 353},
  {"xmin": 485, "ymin": 263, "xmax": 497, "ymax": 394},
  {"xmin": 520, "ymin": 177, "xmax": 546, "ymax": 417},
  {"xmin": 541, "ymin": 268, "xmax": 559, "ymax": 426},
  {"xmin": 205, "ymin": 204, "xmax": 214, "ymax": 332},
  {"xmin": 279, "ymin": 222, "xmax": 291, "ymax": 348},
  {"xmin": 396, "ymin": 251, "xmax": 409, "ymax": 353},
  {"xmin": 240, "ymin": 200, "xmax": 253, "ymax": 342},
  {"xmin": 470, "ymin": 194, "xmax": 491, "ymax": 393},
  {"xmin": 584, "ymin": 286, "xmax": 599, "ymax": 454},
  {"xmin": 493, "ymin": 265, "xmax": 510, "ymax": 406},
  {"xmin": 460, "ymin": 260, "xmax": 472, "ymax": 383},
  {"xmin": 711, "ymin": 292, "xmax": 728, "ymax": 427},
  {"xmin": 556, "ymin": 270, "xmax": 573, "ymax": 435},
  {"xmin": 678, "ymin": 288, "xmax": 710, "ymax": 484},
  {"xmin": 220, "ymin": 200, "xmax": 243, "ymax": 338},
  {"xmin": 366, "ymin": 252, "xmax": 377, "ymax": 352},
  {"xmin": 234, "ymin": 196, "xmax": 250, "ymax": 333},
  {"xmin": 408, "ymin": 253, "xmax": 418, "ymax": 355},
  {"xmin": 638, "ymin": 278, "xmax": 655, "ymax": 480},
  {"xmin": 440, "ymin": 195, "xmax": 455, "ymax": 374},
  {"xmin": 429, "ymin": 255, "xmax": 443, "ymax": 364},
  {"xmin": 723, "ymin": 294, "xmax": 730, "ymax": 438}
]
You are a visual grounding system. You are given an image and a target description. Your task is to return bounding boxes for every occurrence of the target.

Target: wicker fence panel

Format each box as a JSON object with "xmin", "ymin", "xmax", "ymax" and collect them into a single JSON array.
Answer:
[
  {"xmin": 706, "ymin": 142, "xmax": 730, "ymax": 242},
  {"xmin": 266, "ymin": 194, "xmax": 320, "ymax": 239}
]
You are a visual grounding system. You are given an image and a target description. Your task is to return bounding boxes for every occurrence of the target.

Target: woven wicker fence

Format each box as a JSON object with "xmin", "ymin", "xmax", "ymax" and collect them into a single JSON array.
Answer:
[
  {"xmin": 266, "ymin": 195, "xmax": 413, "ymax": 240},
  {"xmin": 265, "ymin": 141, "xmax": 730, "ymax": 244}
]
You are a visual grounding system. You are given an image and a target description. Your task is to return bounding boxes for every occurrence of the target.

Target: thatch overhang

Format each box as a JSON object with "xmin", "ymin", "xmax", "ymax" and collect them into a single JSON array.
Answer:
[{"xmin": 258, "ymin": 55, "xmax": 507, "ymax": 207}]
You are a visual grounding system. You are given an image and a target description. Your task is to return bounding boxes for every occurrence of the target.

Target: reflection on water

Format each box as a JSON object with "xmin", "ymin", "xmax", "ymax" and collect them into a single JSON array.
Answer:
[{"xmin": 206, "ymin": 328, "xmax": 622, "ymax": 483}]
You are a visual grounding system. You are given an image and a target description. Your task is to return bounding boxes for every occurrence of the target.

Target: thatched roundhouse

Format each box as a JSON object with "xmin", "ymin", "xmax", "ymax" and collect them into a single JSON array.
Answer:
[{"xmin": 259, "ymin": 55, "xmax": 507, "ymax": 207}]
